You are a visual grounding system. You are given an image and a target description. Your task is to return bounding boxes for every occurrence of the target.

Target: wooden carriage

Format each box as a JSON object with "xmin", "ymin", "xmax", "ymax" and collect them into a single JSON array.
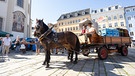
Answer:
[{"xmin": 78, "ymin": 34, "xmax": 131, "ymax": 60}]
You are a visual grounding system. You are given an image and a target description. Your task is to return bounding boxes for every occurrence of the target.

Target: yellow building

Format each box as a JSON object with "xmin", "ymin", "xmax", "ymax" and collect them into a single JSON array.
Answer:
[{"xmin": 57, "ymin": 8, "xmax": 91, "ymax": 36}]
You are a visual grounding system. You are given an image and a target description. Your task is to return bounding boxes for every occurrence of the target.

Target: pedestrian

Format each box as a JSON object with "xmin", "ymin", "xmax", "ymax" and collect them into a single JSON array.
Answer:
[
  {"xmin": 20, "ymin": 38, "xmax": 26, "ymax": 54},
  {"xmin": 0, "ymin": 38, "xmax": 2, "ymax": 53},
  {"xmin": 2, "ymin": 34, "xmax": 11, "ymax": 57},
  {"xmin": 35, "ymin": 38, "xmax": 40, "ymax": 55},
  {"xmin": 15, "ymin": 36, "xmax": 21, "ymax": 53}
]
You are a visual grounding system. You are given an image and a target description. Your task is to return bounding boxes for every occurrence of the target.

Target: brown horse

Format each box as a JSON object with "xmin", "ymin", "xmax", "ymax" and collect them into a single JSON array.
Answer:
[{"xmin": 34, "ymin": 19, "xmax": 80, "ymax": 68}]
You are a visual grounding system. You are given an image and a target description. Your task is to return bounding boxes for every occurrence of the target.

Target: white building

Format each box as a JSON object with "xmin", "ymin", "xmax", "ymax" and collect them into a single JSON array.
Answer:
[
  {"xmin": 90, "ymin": 5, "xmax": 126, "ymax": 33},
  {"xmin": 0, "ymin": 0, "xmax": 31, "ymax": 40},
  {"xmin": 124, "ymin": 6, "xmax": 135, "ymax": 41}
]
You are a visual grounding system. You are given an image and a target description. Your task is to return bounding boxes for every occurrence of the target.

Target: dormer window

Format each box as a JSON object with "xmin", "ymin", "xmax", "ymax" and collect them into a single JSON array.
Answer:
[
  {"xmin": 75, "ymin": 13, "xmax": 78, "ymax": 16},
  {"xmin": 67, "ymin": 14, "xmax": 70, "ymax": 18},
  {"xmin": 82, "ymin": 11, "xmax": 85, "ymax": 15},
  {"xmin": 100, "ymin": 9, "xmax": 103, "ymax": 12},
  {"xmin": 108, "ymin": 7, "xmax": 111, "ymax": 10},
  {"xmin": 95, "ymin": 10, "xmax": 97, "ymax": 13},
  {"xmin": 115, "ymin": 6, "xmax": 118, "ymax": 9},
  {"xmin": 61, "ymin": 16, "xmax": 64, "ymax": 19}
]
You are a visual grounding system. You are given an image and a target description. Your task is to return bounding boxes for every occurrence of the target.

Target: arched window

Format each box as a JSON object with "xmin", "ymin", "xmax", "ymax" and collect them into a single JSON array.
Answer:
[
  {"xmin": 108, "ymin": 17, "xmax": 111, "ymax": 20},
  {"xmin": 12, "ymin": 11, "xmax": 25, "ymax": 32},
  {"xmin": 119, "ymin": 15, "xmax": 123, "ymax": 19},
  {"xmin": 114, "ymin": 16, "xmax": 117, "ymax": 19}
]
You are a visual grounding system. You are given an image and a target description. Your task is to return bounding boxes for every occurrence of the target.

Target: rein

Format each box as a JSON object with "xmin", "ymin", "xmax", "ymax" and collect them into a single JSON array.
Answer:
[{"xmin": 38, "ymin": 25, "xmax": 54, "ymax": 41}]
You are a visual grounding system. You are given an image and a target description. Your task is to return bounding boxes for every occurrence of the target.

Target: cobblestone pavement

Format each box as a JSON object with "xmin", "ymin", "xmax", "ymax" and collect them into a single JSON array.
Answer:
[{"xmin": 0, "ymin": 48, "xmax": 135, "ymax": 76}]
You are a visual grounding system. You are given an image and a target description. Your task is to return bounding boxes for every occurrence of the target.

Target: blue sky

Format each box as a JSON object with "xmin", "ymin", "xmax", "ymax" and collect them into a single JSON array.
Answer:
[{"xmin": 31, "ymin": 0, "xmax": 135, "ymax": 25}]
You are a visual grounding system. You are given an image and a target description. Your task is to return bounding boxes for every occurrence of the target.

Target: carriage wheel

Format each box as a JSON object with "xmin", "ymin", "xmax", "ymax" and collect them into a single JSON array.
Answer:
[
  {"xmin": 98, "ymin": 47, "xmax": 108, "ymax": 60},
  {"xmin": 121, "ymin": 46, "xmax": 128, "ymax": 56}
]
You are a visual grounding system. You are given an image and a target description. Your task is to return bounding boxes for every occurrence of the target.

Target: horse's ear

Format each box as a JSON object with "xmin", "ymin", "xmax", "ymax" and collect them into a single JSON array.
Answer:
[
  {"xmin": 36, "ymin": 19, "xmax": 38, "ymax": 22},
  {"xmin": 41, "ymin": 19, "xmax": 44, "ymax": 22}
]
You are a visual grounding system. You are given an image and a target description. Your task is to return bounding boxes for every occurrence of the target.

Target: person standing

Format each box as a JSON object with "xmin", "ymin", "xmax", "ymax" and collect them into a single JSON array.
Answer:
[
  {"xmin": 0, "ymin": 38, "xmax": 2, "ymax": 53},
  {"xmin": 15, "ymin": 36, "xmax": 21, "ymax": 53},
  {"xmin": 36, "ymin": 38, "xmax": 40, "ymax": 55},
  {"xmin": 2, "ymin": 34, "xmax": 11, "ymax": 56}
]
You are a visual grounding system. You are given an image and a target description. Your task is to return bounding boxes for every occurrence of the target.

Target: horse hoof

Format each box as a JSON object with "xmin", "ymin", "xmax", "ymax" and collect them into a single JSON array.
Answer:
[
  {"xmin": 46, "ymin": 64, "xmax": 49, "ymax": 68},
  {"xmin": 73, "ymin": 61, "xmax": 77, "ymax": 64},
  {"xmin": 42, "ymin": 62, "xmax": 46, "ymax": 65}
]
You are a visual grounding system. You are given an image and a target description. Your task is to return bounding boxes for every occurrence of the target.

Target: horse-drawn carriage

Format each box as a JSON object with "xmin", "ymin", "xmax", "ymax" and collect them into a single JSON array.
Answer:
[
  {"xmin": 34, "ymin": 19, "xmax": 131, "ymax": 68},
  {"xmin": 78, "ymin": 19, "xmax": 131, "ymax": 60}
]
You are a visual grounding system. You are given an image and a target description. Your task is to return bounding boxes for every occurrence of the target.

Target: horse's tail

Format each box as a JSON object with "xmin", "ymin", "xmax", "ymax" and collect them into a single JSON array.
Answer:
[{"xmin": 75, "ymin": 35, "xmax": 80, "ymax": 53}]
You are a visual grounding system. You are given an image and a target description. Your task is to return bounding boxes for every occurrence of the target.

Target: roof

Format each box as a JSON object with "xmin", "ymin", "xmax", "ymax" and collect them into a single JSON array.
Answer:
[{"xmin": 57, "ymin": 8, "xmax": 90, "ymax": 21}]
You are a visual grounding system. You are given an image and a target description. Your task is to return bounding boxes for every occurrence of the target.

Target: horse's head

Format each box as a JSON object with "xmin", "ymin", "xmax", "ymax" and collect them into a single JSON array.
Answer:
[{"xmin": 34, "ymin": 19, "xmax": 49, "ymax": 38}]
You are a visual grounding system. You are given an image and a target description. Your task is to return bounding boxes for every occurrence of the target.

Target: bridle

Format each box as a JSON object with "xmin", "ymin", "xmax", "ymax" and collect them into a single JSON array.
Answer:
[{"xmin": 38, "ymin": 24, "xmax": 55, "ymax": 41}]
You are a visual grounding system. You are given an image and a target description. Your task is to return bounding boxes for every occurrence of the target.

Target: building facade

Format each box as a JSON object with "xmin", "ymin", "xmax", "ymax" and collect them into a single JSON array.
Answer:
[
  {"xmin": 124, "ymin": 6, "xmax": 135, "ymax": 40},
  {"xmin": 57, "ymin": 8, "xmax": 91, "ymax": 36},
  {"xmin": 0, "ymin": 0, "xmax": 31, "ymax": 40},
  {"xmin": 90, "ymin": 5, "xmax": 126, "ymax": 33}
]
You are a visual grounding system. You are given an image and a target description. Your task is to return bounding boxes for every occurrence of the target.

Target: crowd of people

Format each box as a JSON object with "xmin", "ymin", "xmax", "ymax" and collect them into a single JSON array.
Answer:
[{"xmin": 0, "ymin": 34, "xmax": 42, "ymax": 61}]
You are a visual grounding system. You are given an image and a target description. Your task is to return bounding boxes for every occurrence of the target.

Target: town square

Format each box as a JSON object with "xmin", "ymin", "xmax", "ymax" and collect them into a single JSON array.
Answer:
[{"xmin": 0, "ymin": 0, "xmax": 135, "ymax": 76}]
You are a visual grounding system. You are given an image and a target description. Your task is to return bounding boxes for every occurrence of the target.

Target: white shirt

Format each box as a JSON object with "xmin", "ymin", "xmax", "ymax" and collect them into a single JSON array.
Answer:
[
  {"xmin": 86, "ymin": 27, "xmax": 96, "ymax": 34},
  {"xmin": 2, "ymin": 37, "xmax": 11, "ymax": 46}
]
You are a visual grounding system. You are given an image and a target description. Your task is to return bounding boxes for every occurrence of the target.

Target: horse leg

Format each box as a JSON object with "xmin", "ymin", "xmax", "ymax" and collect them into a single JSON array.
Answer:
[
  {"xmin": 42, "ymin": 49, "xmax": 47, "ymax": 65},
  {"xmin": 46, "ymin": 49, "xmax": 50, "ymax": 68},
  {"xmin": 73, "ymin": 51, "xmax": 78, "ymax": 64},
  {"xmin": 70, "ymin": 51, "xmax": 74, "ymax": 62},
  {"xmin": 67, "ymin": 52, "xmax": 70, "ymax": 60}
]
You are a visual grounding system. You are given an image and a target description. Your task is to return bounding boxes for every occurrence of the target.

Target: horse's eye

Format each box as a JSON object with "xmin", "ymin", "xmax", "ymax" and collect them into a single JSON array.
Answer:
[{"xmin": 36, "ymin": 25, "xmax": 40, "ymax": 30}]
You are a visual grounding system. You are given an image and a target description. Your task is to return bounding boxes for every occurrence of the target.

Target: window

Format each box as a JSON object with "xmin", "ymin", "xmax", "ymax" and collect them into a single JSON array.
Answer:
[
  {"xmin": 76, "ymin": 26, "xmax": 79, "ymax": 30},
  {"xmin": 126, "ymin": 10, "xmax": 130, "ymax": 12},
  {"xmin": 129, "ymin": 24, "xmax": 132, "ymax": 27},
  {"xmin": 75, "ymin": 13, "xmax": 78, "ymax": 16},
  {"xmin": 114, "ymin": 16, "xmax": 117, "ymax": 19},
  {"xmin": 0, "ymin": 17, "xmax": 3, "ymax": 30},
  {"xmin": 120, "ymin": 22, "xmax": 124, "ymax": 26},
  {"xmin": 108, "ymin": 7, "xmax": 111, "ymax": 10},
  {"xmin": 119, "ymin": 15, "xmax": 123, "ymax": 19},
  {"xmin": 67, "ymin": 14, "xmax": 70, "ymax": 18},
  {"xmin": 61, "ymin": 16, "xmax": 64, "ymax": 19},
  {"xmin": 70, "ymin": 27, "xmax": 72, "ymax": 31},
  {"xmin": 100, "ymin": 9, "xmax": 103, "ymax": 12},
  {"xmin": 114, "ymin": 23, "xmax": 118, "ymax": 27},
  {"xmin": 65, "ymin": 28, "xmax": 67, "ymax": 31},
  {"xmin": 103, "ymin": 24, "xmax": 106, "ymax": 28},
  {"xmin": 109, "ymin": 23, "xmax": 112, "ymax": 27},
  {"xmin": 115, "ymin": 6, "xmax": 118, "ymax": 9},
  {"xmin": 82, "ymin": 11, "xmax": 85, "ymax": 15},
  {"xmin": 108, "ymin": 17, "xmax": 111, "ymax": 20},
  {"xmin": 128, "ymin": 17, "xmax": 131, "ymax": 20},
  {"xmin": 95, "ymin": 10, "xmax": 97, "ymax": 13},
  {"xmin": 0, "ymin": 0, "xmax": 5, "ymax": 1},
  {"xmin": 73, "ymin": 27, "xmax": 75, "ymax": 30},
  {"xmin": 78, "ymin": 19, "xmax": 80, "ymax": 22},
  {"xmin": 17, "ymin": 0, "xmax": 24, "ymax": 8},
  {"xmin": 133, "ymin": 8, "xmax": 135, "ymax": 11},
  {"xmin": 130, "ymin": 32, "xmax": 134, "ymax": 36}
]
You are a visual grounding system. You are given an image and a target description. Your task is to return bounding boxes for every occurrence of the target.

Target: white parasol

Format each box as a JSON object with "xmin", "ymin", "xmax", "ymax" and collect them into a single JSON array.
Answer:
[{"xmin": 79, "ymin": 19, "xmax": 92, "ymax": 29}]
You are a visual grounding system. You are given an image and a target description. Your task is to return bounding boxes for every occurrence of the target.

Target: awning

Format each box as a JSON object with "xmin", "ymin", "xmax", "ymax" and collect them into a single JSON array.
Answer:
[{"xmin": 0, "ymin": 31, "xmax": 13, "ymax": 37}]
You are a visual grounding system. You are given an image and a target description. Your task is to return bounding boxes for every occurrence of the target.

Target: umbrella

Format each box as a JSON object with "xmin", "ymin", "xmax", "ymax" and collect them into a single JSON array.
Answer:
[
  {"xmin": 0, "ymin": 31, "xmax": 13, "ymax": 37},
  {"xmin": 79, "ymin": 19, "xmax": 92, "ymax": 29}
]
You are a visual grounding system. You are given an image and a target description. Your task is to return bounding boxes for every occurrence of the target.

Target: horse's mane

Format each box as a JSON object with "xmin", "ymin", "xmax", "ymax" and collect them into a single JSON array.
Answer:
[{"xmin": 38, "ymin": 19, "xmax": 55, "ymax": 35}]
